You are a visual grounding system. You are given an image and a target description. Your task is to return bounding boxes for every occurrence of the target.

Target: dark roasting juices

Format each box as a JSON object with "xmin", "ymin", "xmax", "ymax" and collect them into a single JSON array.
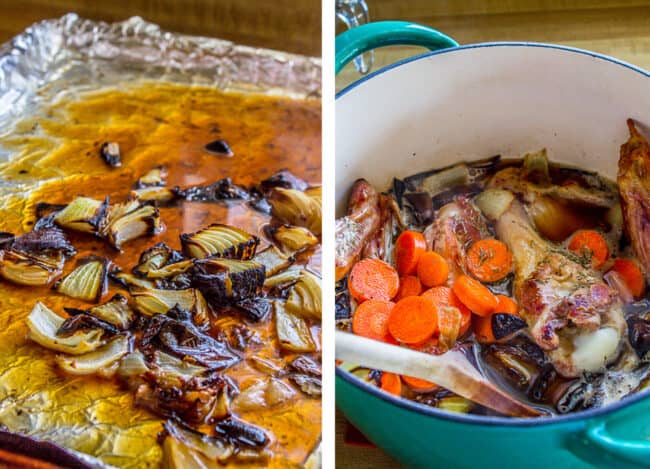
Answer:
[{"xmin": 0, "ymin": 83, "xmax": 321, "ymax": 467}]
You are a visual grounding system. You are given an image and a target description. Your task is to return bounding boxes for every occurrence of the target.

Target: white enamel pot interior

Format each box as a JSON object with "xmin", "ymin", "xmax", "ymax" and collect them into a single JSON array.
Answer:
[{"xmin": 336, "ymin": 43, "xmax": 650, "ymax": 214}]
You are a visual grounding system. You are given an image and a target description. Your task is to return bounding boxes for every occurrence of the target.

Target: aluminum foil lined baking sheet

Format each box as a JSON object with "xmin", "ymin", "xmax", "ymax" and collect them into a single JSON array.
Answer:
[{"xmin": 0, "ymin": 14, "xmax": 321, "ymax": 469}]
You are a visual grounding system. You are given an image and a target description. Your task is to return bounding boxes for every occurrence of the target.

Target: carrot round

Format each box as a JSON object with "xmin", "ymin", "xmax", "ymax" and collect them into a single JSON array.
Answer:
[
  {"xmin": 417, "ymin": 251, "xmax": 450, "ymax": 287},
  {"xmin": 388, "ymin": 296, "xmax": 438, "ymax": 344},
  {"xmin": 348, "ymin": 258, "xmax": 400, "ymax": 302},
  {"xmin": 395, "ymin": 230, "xmax": 427, "ymax": 275},
  {"xmin": 402, "ymin": 375, "xmax": 438, "ymax": 393},
  {"xmin": 473, "ymin": 313, "xmax": 496, "ymax": 343},
  {"xmin": 395, "ymin": 275, "xmax": 422, "ymax": 300},
  {"xmin": 452, "ymin": 275, "xmax": 498, "ymax": 317},
  {"xmin": 421, "ymin": 286, "xmax": 472, "ymax": 336},
  {"xmin": 568, "ymin": 230, "xmax": 609, "ymax": 268},
  {"xmin": 495, "ymin": 295, "xmax": 518, "ymax": 316},
  {"xmin": 352, "ymin": 300, "xmax": 395, "ymax": 343},
  {"xmin": 466, "ymin": 239, "xmax": 512, "ymax": 282},
  {"xmin": 610, "ymin": 259, "xmax": 646, "ymax": 299},
  {"xmin": 380, "ymin": 372, "xmax": 402, "ymax": 396}
]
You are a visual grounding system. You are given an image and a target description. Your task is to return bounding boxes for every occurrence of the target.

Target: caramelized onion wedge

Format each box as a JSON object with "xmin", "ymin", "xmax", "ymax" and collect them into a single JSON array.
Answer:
[
  {"xmin": 110, "ymin": 270, "xmax": 156, "ymax": 290},
  {"xmin": 163, "ymin": 421, "xmax": 234, "ymax": 467},
  {"xmin": 132, "ymin": 186, "xmax": 177, "ymax": 203},
  {"xmin": 117, "ymin": 350, "xmax": 149, "ymax": 380},
  {"xmin": 268, "ymin": 225, "xmax": 318, "ymax": 254},
  {"xmin": 56, "ymin": 334, "xmax": 130, "ymax": 375},
  {"xmin": 269, "ymin": 188, "xmax": 321, "ymax": 236},
  {"xmin": 131, "ymin": 287, "xmax": 209, "ymax": 325},
  {"xmin": 54, "ymin": 196, "xmax": 108, "ymax": 233},
  {"xmin": 192, "ymin": 258, "xmax": 265, "ymax": 303},
  {"xmin": 253, "ymin": 245, "xmax": 294, "ymax": 277},
  {"xmin": 133, "ymin": 242, "xmax": 184, "ymax": 276},
  {"xmin": 181, "ymin": 224, "xmax": 259, "ymax": 260},
  {"xmin": 104, "ymin": 203, "xmax": 162, "ymax": 250},
  {"xmin": 152, "ymin": 350, "xmax": 208, "ymax": 385},
  {"xmin": 285, "ymin": 270, "xmax": 322, "ymax": 319},
  {"xmin": 275, "ymin": 302, "xmax": 317, "ymax": 353},
  {"xmin": 54, "ymin": 256, "xmax": 108, "ymax": 303},
  {"xmin": 264, "ymin": 267, "xmax": 302, "ymax": 290},
  {"xmin": 140, "ymin": 260, "xmax": 194, "ymax": 279},
  {"xmin": 87, "ymin": 294, "xmax": 134, "ymax": 329},
  {"xmin": 137, "ymin": 166, "xmax": 167, "ymax": 188},
  {"xmin": 0, "ymin": 250, "xmax": 63, "ymax": 286},
  {"xmin": 26, "ymin": 302, "xmax": 104, "ymax": 355}
]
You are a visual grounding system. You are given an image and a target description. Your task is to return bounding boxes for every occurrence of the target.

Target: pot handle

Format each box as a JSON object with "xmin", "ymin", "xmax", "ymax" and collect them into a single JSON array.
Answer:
[
  {"xmin": 335, "ymin": 20, "xmax": 459, "ymax": 74},
  {"xmin": 585, "ymin": 422, "xmax": 650, "ymax": 465}
]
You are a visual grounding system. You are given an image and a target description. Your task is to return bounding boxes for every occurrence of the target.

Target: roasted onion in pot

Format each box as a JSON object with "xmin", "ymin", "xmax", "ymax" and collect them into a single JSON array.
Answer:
[
  {"xmin": 285, "ymin": 270, "xmax": 322, "ymax": 320},
  {"xmin": 54, "ymin": 256, "xmax": 109, "ymax": 303},
  {"xmin": 275, "ymin": 302, "xmax": 317, "ymax": 353},
  {"xmin": 192, "ymin": 258, "xmax": 265, "ymax": 304},
  {"xmin": 266, "ymin": 224, "xmax": 318, "ymax": 254},
  {"xmin": 54, "ymin": 196, "xmax": 109, "ymax": 233},
  {"xmin": 65, "ymin": 294, "xmax": 134, "ymax": 330},
  {"xmin": 253, "ymin": 245, "xmax": 294, "ymax": 277},
  {"xmin": 268, "ymin": 187, "xmax": 321, "ymax": 236},
  {"xmin": 0, "ymin": 249, "xmax": 64, "ymax": 286},
  {"xmin": 181, "ymin": 224, "xmax": 259, "ymax": 260},
  {"xmin": 102, "ymin": 202, "xmax": 162, "ymax": 250},
  {"xmin": 56, "ymin": 334, "xmax": 130, "ymax": 376},
  {"xmin": 131, "ymin": 287, "xmax": 209, "ymax": 326}
]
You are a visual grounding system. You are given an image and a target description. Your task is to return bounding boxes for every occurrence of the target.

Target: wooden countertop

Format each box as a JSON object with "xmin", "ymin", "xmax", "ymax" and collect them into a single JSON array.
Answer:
[
  {"xmin": 0, "ymin": 0, "xmax": 321, "ymax": 57},
  {"xmin": 336, "ymin": 1, "xmax": 650, "ymax": 467}
]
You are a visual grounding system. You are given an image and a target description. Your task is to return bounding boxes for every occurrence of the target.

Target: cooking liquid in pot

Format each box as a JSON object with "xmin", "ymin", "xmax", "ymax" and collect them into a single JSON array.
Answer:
[{"xmin": 0, "ymin": 83, "xmax": 321, "ymax": 467}]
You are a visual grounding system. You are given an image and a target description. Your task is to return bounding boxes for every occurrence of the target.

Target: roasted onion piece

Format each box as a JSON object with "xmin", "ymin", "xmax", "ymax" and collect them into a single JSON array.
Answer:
[
  {"xmin": 285, "ymin": 270, "xmax": 322, "ymax": 319},
  {"xmin": 54, "ymin": 196, "xmax": 108, "ymax": 233},
  {"xmin": 0, "ymin": 249, "xmax": 63, "ymax": 286},
  {"xmin": 26, "ymin": 302, "xmax": 104, "ymax": 355},
  {"xmin": 267, "ymin": 225, "xmax": 318, "ymax": 254},
  {"xmin": 136, "ymin": 166, "xmax": 167, "ymax": 188},
  {"xmin": 56, "ymin": 334, "xmax": 130, "ymax": 376},
  {"xmin": 269, "ymin": 187, "xmax": 321, "ymax": 236},
  {"xmin": 192, "ymin": 258, "xmax": 265, "ymax": 304},
  {"xmin": 102, "ymin": 202, "xmax": 162, "ymax": 250},
  {"xmin": 264, "ymin": 267, "xmax": 302, "ymax": 290},
  {"xmin": 100, "ymin": 141, "xmax": 122, "ymax": 167},
  {"xmin": 162, "ymin": 420, "xmax": 235, "ymax": 467},
  {"xmin": 131, "ymin": 287, "xmax": 209, "ymax": 327},
  {"xmin": 133, "ymin": 242, "xmax": 185, "ymax": 276},
  {"xmin": 110, "ymin": 270, "xmax": 156, "ymax": 290},
  {"xmin": 65, "ymin": 294, "xmax": 134, "ymax": 330},
  {"xmin": 253, "ymin": 245, "xmax": 294, "ymax": 277},
  {"xmin": 275, "ymin": 302, "xmax": 317, "ymax": 353},
  {"xmin": 132, "ymin": 186, "xmax": 177, "ymax": 203},
  {"xmin": 54, "ymin": 256, "xmax": 109, "ymax": 303},
  {"xmin": 10, "ymin": 226, "xmax": 75, "ymax": 256},
  {"xmin": 181, "ymin": 224, "xmax": 259, "ymax": 260}
]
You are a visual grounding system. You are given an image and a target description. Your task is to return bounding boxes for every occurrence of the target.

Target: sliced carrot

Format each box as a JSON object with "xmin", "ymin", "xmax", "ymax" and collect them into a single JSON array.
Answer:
[
  {"xmin": 610, "ymin": 258, "xmax": 646, "ymax": 299},
  {"xmin": 352, "ymin": 299, "xmax": 395, "ymax": 343},
  {"xmin": 495, "ymin": 295, "xmax": 518, "ymax": 316},
  {"xmin": 402, "ymin": 375, "xmax": 438, "ymax": 392},
  {"xmin": 348, "ymin": 258, "xmax": 400, "ymax": 302},
  {"xmin": 380, "ymin": 372, "xmax": 402, "ymax": 396},
  {"xmin": 395, "ymin": 275, "xmax": 422, "ymax": 300},
  {"xmin": 395, "ymin": 230, "xmax": 427, "ymax": 275},
  {"xmin": 417, "ymin": 251, "xmax": 450, "ymax": 287},
  {"xmin": 568, "ymin": 230, "xmax": 609, "ymax": 268},
  {"xmin": 466, "ymin": 239, "xmax": 513, "ymax": 282},
  {"xmin": 388, "ymin": 296, "xmax": 438, "ymax": 344},
  {"xmin": 473, "ymin": 313, "xmax": 496, "ymax": 343},
  {"xmin": 437, "ymin": 306, "xmax": 462, "ymax": 351},
  {"xmin": 452, "ymin": 275, "xmax": 498, "ymax": 317},
  {"xmin": 421, "ymin": 286, "xmax": 472, "ymax": 336}
]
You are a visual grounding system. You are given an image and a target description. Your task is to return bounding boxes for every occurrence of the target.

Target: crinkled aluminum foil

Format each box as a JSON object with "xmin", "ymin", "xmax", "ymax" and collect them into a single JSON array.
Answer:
[
  {"xmin": 0, "ymin": 14, "xmax": 321, "ymax": 468},
  {"xmin": 0, "ymin": 13, "xmax": 321, "ymax": 137}
]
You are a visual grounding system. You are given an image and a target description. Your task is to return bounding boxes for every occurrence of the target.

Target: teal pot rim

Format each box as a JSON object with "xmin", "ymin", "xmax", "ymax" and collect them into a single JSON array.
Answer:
[{"xmin": 336, "ymin": 41, "xmax": 650, "ymax": 427}]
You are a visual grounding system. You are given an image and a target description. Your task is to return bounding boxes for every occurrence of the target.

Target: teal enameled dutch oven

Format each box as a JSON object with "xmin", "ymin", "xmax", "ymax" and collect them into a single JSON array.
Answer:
[{"xmin": 335, "ymin": 21, "xmax": 650, "ymax": 469}]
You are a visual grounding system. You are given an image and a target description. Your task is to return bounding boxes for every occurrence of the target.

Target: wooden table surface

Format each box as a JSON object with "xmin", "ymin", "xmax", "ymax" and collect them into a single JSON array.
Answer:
[
  {"xmin": 0, "ymin": 0, "xmax": 321, "ymax": 56},
  {"xmin": 335, "ymin": 1, "xmax": 650, "ymax": 467}
]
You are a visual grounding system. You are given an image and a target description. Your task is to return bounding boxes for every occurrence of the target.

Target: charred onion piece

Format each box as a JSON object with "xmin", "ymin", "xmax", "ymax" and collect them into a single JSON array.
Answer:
[
  {"xmin": 0, "ymin": 232, "xmax": 14, "ymax": 249},
  {"xmin": 181, "ymin": 224, "xmax": 259, "ymax": 260},
  {"xmin": 192, "ymin": 258, "xmax": 265, "ymax": 304},
  {"xmin": 56, "ymin": 334, "xmax": 129, "ymax": 376},
  {"xmin": 289, "ymin": 355, "xmax": 321, "ymax": 377},
  {"xmin": 66, "ymin": 294, "xmax": 134, "ymax": 329},
  {"xmin": 151, "ymin": 350, "xmax": 209, "ymax": 384},
  {"xmin": 136, "ymin": 166, "xmax": 167, "ymax": 188},
  {"xmin": 182, "ymin": 178, "xmax": 249, "ymax": 201},
  {"xmin": 628, "ymin": 316, "xmax": 650, "ymax": 358},
  {"xmin": 232, "ymin": 298, "xmax": 272, "ymax": 322},
  {"xmin": 131, "ymin": 186, "xmax": 177, "ymax": 203},
  {"xmin": 54, "ymin": 196, "xmax": 108, "ymax": 233},
  {"xmin": 269, "ymin": 187, "xmax": 321, "ymax": 236},
  {"xmin": 0, "ymin": 249, "xmax": 63, "ymax": 286},
  {"xmin": 492, "ymin": 314, "xmax": 528, "ymax": 341},
  {"xmin": 267, "ymin": 224, "xmax": 318, "ymax": 254},
  {"xmin": 133, "ymin": 242, "xmax": 185, "ymax": 276},
  {"xmin": 264, "ymin": 267, "xmax": 302, "ymax": 290},
  {"xmin": 288, "ymin": 374, "xmax": 322, "ymax": 397},
  {"xmin": 214, "ymin": 418, "xmax": 269, "ymax": 449},
  {"xmin": 100, "ymin": 141, "xmax": 122, "ymax": 167},
  {"xmin": 163, "ymin": 420, "xmax": 235, "ymax": 466},
  {"xmin": 10, "ymin": 226, "xmax": 75, "ymax": 256},
  {"xmin": 57, "ymin": 313, "xmax": 120, "ymax": 337},
  {"xmin": 285, "ymin": 270, "xmax": 322, "ymax": 319},
  {"xmin": 258, "ymin": 169, "xmax": 308, "ymax": 195},
  {"xmin": 140, "ymin": 260, "xmax": 194, "ymax": 279},
  {"xmin": 204, "ymin": 139, "xmax": 234, "ymax": 157},
  {"xmin": 141, "ymin": 309, "xmax": 241, "ymax": 370},
  {"xmin": 102, "ymin": 202, "xmax": 162, "ymax": 250},
  {"xmin": 54, "ymin": 256, "xmax": 108, "ymax": 303},
  {"xmin": 132, "ymin": 287, "xmax": 209, "ymax": 326},
  {"xmin": 26, "ymin": 302, "xmax": 104, "ymax": 355},
  {"xmin": 275, "ymin": 302, "xmax": 317, "ymax": 353},
  {"xmin": 110, "ymin": 270, "xmax": 156, "ymax": 290},
  {"xmin": 253, "ymin": 245, "xmax": 294, "ymax": 277}
]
